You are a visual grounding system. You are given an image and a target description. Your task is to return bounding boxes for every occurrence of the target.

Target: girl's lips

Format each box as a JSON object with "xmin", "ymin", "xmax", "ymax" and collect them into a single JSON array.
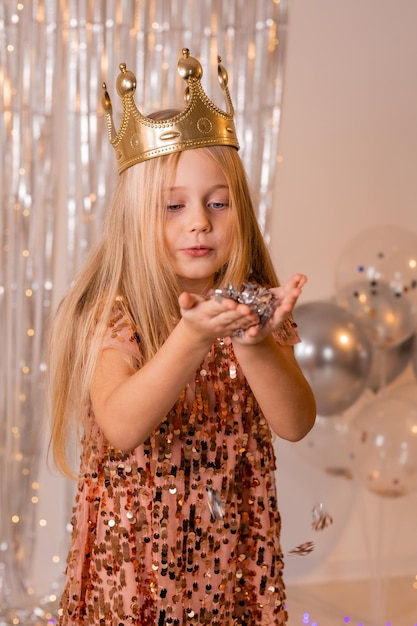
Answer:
[{"xmin": 182, "ymin": 247, "xmax": 212, "ymax": 257}]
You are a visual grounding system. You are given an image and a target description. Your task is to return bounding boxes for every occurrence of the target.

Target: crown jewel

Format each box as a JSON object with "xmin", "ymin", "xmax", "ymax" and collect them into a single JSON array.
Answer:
[{"xmin": 102, "ymin": 48, "xmax": 239, "ymax": 173}]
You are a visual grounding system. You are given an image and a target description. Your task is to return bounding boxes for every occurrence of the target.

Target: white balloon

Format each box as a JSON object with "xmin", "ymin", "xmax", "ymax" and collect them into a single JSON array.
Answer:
[
  {"xmin": 351, "ymin": 392, "xmax": 417, "ymax": 497},
  {"xmin": 292, "ymin": 415, "xmax": 355, "ymax": 480},
  {"xmin": 336, "ymin": 279, "xmax": 416, "ymax": 348},
  {"xmin": 335, "ymin": 225, "xmax": 417, "ymax": 309}
]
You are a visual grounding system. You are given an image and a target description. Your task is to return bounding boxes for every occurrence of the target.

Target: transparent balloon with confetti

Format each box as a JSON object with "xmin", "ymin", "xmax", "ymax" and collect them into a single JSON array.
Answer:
[
  {"xmin": 335, "ymin": 225, "xmax": 417, "ymax": 349},
  {"xmin": 292, "ymin": 414, "xmax": 356, "ymax": 480},
  {"xmin": 350, "ymin": 391, "xmax": 417, "ymax": 497}
]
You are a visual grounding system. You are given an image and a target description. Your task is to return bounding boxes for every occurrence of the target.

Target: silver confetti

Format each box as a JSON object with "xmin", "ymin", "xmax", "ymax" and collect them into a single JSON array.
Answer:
[
  {"xmin": 208, "ymin": 282, "xmax": 277, "ymax": 324},
  {"xmin": 311, "ymin": 502, "xmax": 333, "ymax": 532},
  {"xmin": 206, "ymin": 487, "xmax": 225, "ymax": 521}
]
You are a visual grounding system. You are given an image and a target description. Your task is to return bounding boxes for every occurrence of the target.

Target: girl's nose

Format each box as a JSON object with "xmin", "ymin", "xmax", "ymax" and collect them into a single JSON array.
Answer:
[{"xmin": 189, "ymin": 205, "xmax": 211, "ymax": 232}]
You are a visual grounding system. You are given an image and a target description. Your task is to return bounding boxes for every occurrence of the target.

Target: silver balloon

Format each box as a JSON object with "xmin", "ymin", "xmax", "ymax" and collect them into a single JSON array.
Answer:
[
  {"xmin": 294, "ymin": 301, "xmax": 372, "ymax": 416},
  {"xmin": 367, "ymin": 334, "xmax": 415, "ymax": 393}
]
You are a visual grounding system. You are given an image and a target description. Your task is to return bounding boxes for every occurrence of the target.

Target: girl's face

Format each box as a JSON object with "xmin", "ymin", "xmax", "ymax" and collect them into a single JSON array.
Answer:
[{"xmin": 164, "ymin": 148, "xmax": 235, "ymax": 294}]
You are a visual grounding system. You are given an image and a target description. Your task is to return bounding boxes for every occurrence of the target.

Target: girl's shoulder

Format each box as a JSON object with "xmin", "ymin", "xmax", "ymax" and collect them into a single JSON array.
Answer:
[{"xmin": 101, "ymin": 297, "xmax": 141, "ymax": 358}]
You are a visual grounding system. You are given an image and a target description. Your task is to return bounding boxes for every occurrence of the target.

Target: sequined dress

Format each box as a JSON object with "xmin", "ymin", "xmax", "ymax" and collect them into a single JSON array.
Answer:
[{"xmin": 59, "ymin": 305, "xmax": 300, "ymax": 626}]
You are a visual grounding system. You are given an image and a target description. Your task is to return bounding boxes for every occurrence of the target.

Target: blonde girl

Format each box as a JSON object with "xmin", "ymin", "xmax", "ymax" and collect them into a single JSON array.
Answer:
[{"xmin": 49, "ymin": 54, "xmax": 316, "ymax": 626}]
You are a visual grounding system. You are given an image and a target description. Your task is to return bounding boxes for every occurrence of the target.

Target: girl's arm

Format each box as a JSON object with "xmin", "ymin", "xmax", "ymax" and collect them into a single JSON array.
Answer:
[
  {"xmin": 90, "ymin": 294, "xmax": 259, "ymax": 451},
  {"xmin": 231, "ymin": 338, "xmax": 316, "ymax": 441},
  {"xmin": 231, "ymin": 274, "xmax": 316, "ymax": 441}
]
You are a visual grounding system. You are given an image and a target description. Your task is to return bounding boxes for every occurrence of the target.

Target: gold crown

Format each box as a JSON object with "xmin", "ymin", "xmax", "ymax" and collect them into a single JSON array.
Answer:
[{"xmin": 102, "ymin": 48, "xmax": 239, "ymax": 173}]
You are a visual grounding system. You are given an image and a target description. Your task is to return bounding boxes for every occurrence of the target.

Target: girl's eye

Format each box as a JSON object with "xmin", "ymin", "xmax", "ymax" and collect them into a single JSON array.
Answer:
[
  {"xmin": 167, "ymin": 204, "xmax": 183, "ymax": 212},
  {"xmin": 208, "ymin": 201, "xmax": 229, "ymax": 210}
]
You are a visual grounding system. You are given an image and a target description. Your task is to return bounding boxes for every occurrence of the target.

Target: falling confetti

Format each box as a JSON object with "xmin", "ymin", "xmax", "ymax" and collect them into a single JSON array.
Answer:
[
  {"xmin": 311, "ymin": 502, "xmax": 333, "ymax": 532},
  {"xmin": 206, "ymin": 487, "xmax": 225, "ymax": 521},
  {"xmin": 324, "ymin": 467, "xmax": 353, "ymax": 480},
  {"xmin": 288, "ymin": 541, "xmax": 315, "ymax": 557}
]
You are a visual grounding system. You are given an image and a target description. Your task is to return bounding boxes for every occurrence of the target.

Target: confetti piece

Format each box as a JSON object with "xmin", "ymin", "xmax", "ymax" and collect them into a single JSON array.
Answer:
[
  {"xmin": 288, "ymin": 541, "xmax": 315, "ymax": 557},
  {"xmin": 311, "ymin": 502, "xmax": 333, "ymax": 532},
  {"xmin": 206, "ymin": 487, "xmax": 225, "ymax": 521}
]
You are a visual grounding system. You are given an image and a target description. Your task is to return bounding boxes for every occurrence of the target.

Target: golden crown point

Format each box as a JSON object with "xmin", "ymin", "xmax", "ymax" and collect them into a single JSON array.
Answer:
[{"xmin": 102, "ymin": 48, "xmax": 239, "ymax": 173}]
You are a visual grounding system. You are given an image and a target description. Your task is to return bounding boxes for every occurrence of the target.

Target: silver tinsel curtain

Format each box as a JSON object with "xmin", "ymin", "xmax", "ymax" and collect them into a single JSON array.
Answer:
[{"xmin": 0, "ymin": 1, "xmax": 288, "ymax": 622}]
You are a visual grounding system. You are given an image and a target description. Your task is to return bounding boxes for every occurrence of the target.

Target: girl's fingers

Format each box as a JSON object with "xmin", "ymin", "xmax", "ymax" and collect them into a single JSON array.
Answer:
[
  {"xmin": 179, "ymin": 291, "xmax": 205, "ymax": 310},
  {"xmin": 292, "ymin": 273, "xmax": 307, "ymax": 289}
]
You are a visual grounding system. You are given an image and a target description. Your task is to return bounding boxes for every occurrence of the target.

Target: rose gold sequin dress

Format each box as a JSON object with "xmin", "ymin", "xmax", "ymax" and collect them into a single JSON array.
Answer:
[{"xmin": 59, "ymin": 304, "xmax": 300, "ymax": 626}]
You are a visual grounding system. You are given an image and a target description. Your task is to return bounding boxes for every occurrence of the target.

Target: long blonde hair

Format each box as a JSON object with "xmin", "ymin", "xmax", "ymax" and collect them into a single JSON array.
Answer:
[{"xmin": 48, "ymin": 146, "xmax": 279, "ymax": 476}]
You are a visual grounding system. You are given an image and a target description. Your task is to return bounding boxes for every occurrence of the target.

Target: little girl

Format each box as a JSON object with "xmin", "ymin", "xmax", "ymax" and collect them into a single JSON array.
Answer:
[{"xmin": 49, "ymin": 50, "xmax": 316, "ymax": 626}]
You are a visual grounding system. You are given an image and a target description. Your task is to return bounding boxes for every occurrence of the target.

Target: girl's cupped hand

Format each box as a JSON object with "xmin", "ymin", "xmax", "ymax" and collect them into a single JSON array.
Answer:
[{"xmin": 178, "ymin": 273, "xmax": 307, "ymax": 346}]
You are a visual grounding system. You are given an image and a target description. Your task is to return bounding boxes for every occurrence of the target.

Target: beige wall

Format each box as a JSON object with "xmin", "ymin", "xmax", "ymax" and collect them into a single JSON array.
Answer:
[{"xmin": 270, "ymin": 0, "xmax": 417, "ymax": 584}]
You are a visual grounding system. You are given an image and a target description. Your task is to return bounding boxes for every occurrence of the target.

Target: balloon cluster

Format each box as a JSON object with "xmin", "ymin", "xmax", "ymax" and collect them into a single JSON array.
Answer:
[{"xmin": 293, "ymin": 225, "xmax": 417, "ymax": 498}]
